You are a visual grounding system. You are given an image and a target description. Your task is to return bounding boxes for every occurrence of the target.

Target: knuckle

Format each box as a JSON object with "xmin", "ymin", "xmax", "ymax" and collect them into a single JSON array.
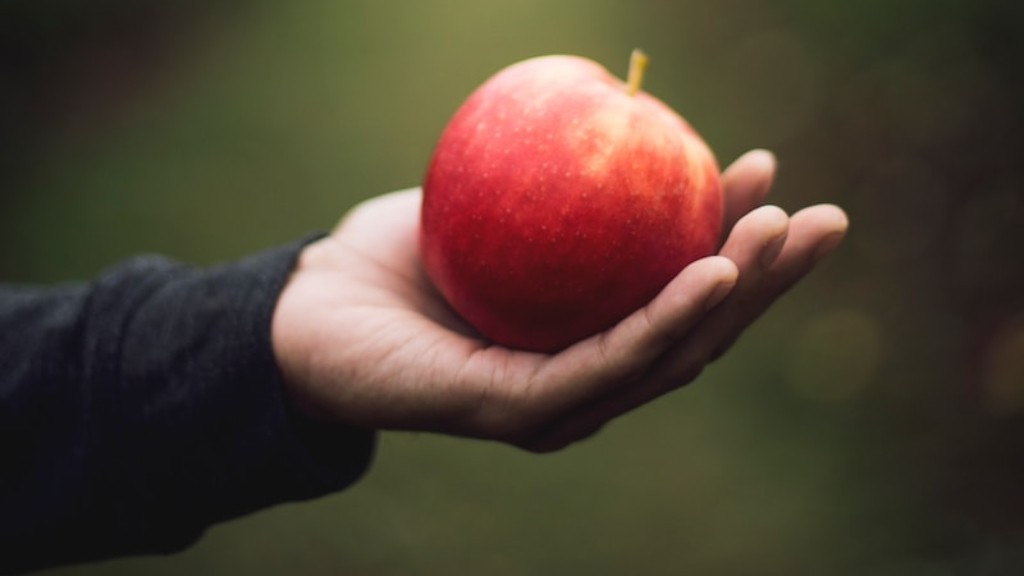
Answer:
[
  {"xmin": 471, "ymin": 393, "xmax": 549, "ymax": 445},
  {"xmin": 515, "ymin": 421, "xmax": 606, "ymax": 454},
  {"xmin": 515, "ymin": 435, "xmax": 571, "ymax": 454},
  {"xmin": 676, "ymin": 363, "xmax": 705, "ymax": 387},
  {"xmin": 515, "ymin": 440, "xmax": 559, "ymax": 454},
  {"xmin": 709, "ymin": 337, "xmax": 737, "ymax": 363},
  {"xmin": 667, "ymin": 345, "xmax": 711, "ymax": 384}
]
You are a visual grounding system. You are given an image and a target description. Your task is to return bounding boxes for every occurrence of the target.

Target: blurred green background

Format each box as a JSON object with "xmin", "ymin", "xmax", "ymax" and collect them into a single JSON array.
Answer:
[{"xmin": 3, "ymin": 0, "xmax": 1024, "ymax": 574}]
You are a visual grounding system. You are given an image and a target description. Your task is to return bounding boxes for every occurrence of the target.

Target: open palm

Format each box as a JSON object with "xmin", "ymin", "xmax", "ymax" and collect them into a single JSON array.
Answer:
[{"xmin": 272, "ymin": 150, "xmax": 848, "ymax": 452}]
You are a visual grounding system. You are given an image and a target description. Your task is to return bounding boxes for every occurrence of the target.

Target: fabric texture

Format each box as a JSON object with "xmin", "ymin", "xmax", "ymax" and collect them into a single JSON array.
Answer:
[{"xmin": 0, "ymin": 239, "xmax": 376, "ymax": 574}]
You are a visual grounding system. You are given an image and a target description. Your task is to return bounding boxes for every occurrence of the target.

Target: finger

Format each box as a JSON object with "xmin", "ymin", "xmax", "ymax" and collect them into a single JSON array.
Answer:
[
  {"xmin": 722, "ymin": 149, "xmax": 777, "ymax": 234},
  {"xmin": 579, "ymin": 202, "xmax": 790, "ymax": 384},
  {"xmin": 523, "ymin": 205, "xmax": 847, "ymax": 452},
  {"xmin": 333, "ymin": 187, "xmax": 422, "ymax": 239},
  {"xmin": 762, "ymin": 204, "xmax": 849, "ymax": 295},
  {"xmin": 718, "ymin": 204, "xmax": 789, "ymax": 285},
  {"xmin": 521, "ymin": 207, "xmax": 792, "ymax": 450},
  {"xmin": 680, "ymin": 204, "xmax": 790, "ymax": 355},
  {"xmin": 528, "ymin": 255, "xmax": 739, "ymax": 414},
  {"xmin": 602, "ymin": 206, "xmax": 786, "ymax": 399},
  {"xmin": 704, "ymin": 203, "xmax": 849, "ymax": 362}
]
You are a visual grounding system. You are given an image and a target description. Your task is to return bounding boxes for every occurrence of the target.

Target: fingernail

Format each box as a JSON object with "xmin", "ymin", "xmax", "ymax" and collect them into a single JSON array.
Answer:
[
  {"xmin": 813, "ymin": 232, "xmax": 846, "ymax": 262},
  {"xmin": 760, "ymin": 233, "xmax": 787, "ymax": 269},
  {"xmin": 705, "ymin": 280, "xmax": 735, "ymax": 311},
  {"xmin": 748, "ymin": 149, "xmax": 777, "ymax": 173}
]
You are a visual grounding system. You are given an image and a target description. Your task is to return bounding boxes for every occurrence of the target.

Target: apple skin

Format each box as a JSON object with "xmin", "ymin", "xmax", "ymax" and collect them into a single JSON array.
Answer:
[{"xmin": 421, "ymin": 54, "xmax": 723, "ymax": 353}]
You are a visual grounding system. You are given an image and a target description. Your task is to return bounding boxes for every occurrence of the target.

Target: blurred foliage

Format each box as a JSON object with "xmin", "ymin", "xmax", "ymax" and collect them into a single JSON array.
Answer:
[{"xmin": 3, "ymin": 0, "xmax": 1024, "ymax": 574}]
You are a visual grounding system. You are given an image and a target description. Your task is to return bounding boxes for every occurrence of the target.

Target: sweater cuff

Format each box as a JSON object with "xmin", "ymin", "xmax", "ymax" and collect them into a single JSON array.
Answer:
[
  {"xmin": 210, "ymin": 235, "xmax": 378, "ymax": 510},
  {"xmin": 86, "ymin": 235, "xmax": 377, "ymax": 554}
]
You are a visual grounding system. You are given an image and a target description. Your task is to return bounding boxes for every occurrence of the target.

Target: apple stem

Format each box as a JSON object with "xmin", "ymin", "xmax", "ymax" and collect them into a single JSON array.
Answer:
[{"xmin": 626, "ymin": 49, "xmax": 648, "ymax": 96}]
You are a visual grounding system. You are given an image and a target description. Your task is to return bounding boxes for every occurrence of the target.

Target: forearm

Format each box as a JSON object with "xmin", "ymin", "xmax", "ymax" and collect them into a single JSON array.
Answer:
[{"xmin": 0, "ymin": 240, "xmax": 375, "ymax": 574}]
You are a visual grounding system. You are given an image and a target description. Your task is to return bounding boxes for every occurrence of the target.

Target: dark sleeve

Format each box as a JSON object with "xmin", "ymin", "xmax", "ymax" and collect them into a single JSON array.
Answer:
[{"xmin": 0, "ymin": 238, "xmax": 376, "ymax": 575}]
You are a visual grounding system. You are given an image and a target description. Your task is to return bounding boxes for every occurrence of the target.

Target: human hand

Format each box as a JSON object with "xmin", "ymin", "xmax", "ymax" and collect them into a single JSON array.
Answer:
[{"xmin": 271, "ymin": 150, "xmax": 848, "ymax": 452}]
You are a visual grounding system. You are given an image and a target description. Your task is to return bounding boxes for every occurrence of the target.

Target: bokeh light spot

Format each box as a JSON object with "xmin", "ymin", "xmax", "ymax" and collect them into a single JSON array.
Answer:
[{"xmin": 982, "ymin": 314, "xmax": 1024, "ymax": 416}]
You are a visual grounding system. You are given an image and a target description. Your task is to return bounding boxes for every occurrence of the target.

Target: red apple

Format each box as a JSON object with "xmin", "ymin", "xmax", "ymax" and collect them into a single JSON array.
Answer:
[{"xmin": 421, "ymin": 51, "xmax": 723, "ymax": 353}]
